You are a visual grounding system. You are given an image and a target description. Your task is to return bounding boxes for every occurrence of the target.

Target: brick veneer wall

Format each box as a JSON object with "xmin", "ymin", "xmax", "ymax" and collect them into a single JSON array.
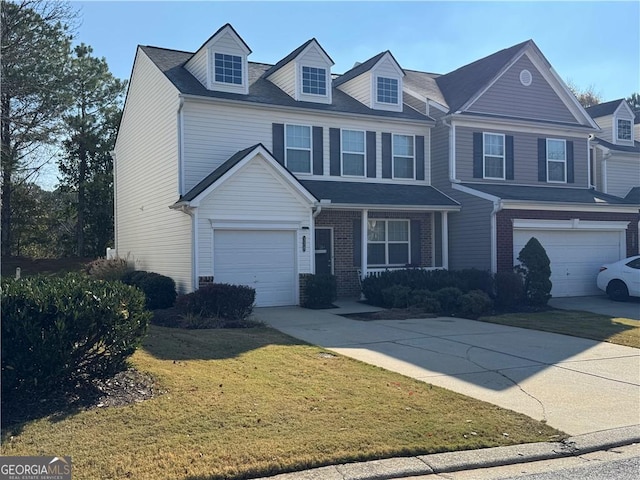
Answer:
[
  {"xmin": 496, "ymin": 209, "xmax": 640, "ymax": 272},
  {"xmin": 314, "ymin": 209, "xmax": 434, "ymax": 297}
]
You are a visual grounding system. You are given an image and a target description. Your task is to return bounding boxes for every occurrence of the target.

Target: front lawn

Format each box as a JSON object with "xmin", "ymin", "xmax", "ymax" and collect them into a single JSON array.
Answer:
[
  {"xmin": 479, "ymin": 310, "xmax": 639, "ymax": 348},
  {"xmin": 1, "ymin": 325, "xmax": 562, "ymax": 480}
]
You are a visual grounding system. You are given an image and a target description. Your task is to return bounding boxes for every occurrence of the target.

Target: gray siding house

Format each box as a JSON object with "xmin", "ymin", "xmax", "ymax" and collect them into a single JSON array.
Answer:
[{"xmin": 114, "ymin": 26, "xmax": 639, "ymax": 304}]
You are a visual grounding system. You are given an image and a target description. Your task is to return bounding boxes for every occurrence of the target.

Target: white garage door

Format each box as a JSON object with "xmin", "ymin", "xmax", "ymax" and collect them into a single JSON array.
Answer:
[
  {"xmin": 513, "ymin": 229, "xmax": 623, "ymax": 297},
  {"xmin": 214, "ymin": 230, "xmax": 297, "ymax": 307}
]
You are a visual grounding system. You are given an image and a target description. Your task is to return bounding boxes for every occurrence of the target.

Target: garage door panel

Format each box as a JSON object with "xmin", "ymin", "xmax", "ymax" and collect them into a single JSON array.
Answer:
[
  {"xmin": 514, "ymin": 229, "xmax": 623, "ymax": 298},
  {"xmin": 214, "ymin": 230, "xmax": 296, "ymax": 307}
]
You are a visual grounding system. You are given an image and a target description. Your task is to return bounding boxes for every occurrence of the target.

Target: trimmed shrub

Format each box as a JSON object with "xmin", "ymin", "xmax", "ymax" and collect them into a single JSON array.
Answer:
[
  {"xmin": 176, "ymin": 283, "xmax": 255, "ymax": 321},
  {"xmin": 434, "ymin": 287, "xmax": 463, "ymax": 314},
  {"xmin": 409, "ymin": 289, "xmax": 441, "ymax": 313},
  {"xmin": 302, "ymin": 274, "xmax": 337, "ymax": 309},
  {"xmin": 516, "ymin": 237, "xmax": 552, "ymax": 306},
  {"xmin": 455, "ymin": 269, "xmax": 494, "ymax": 296},
  {"xmin": 122, "ymin": 270, "xmax": 177, "ymax": 309},
  {"xmin": 494, "ymin": 271, "xmax": 525, "ymax": 308},
  {"xmin": 1, "ymin": 274, "xmax": 150, "ymax": 399},
  {"xmin": 85, "ymin": 256, "xmax": 131, "ymax": 281},
  {"xmin": 457, "ymin": 290, "xmax": 493, "ymax": 319},
  {"xmin": 381, "ymin": 285, "xmax": 412, "ymax": 308}
]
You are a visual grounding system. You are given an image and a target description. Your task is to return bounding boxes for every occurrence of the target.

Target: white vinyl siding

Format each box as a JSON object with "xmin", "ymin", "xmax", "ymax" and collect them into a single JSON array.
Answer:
[
  {"xmin": 336, "ymin": 73, "xmax": 371, "ymax": 107},
  {"xmin": 604, "ymin": 155, "xmax": 640, "ymax": 198},
  {"xmin": 184, "ymin": 49, "xmax": 208, "ymax": 87},
  {"xmin": 180, "ymin": 100, "xmax": 429, "ymax": 190},
  {"xmin": 114, "ymin": 48, "xmax": 192, "ymax": 292}
]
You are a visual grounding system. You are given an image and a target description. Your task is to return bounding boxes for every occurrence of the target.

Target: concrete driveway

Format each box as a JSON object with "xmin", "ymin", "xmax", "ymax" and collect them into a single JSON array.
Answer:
[
  {"xmin": 255, "ymin": 305, "xmax": 640, "ymax": 436},
  {"xmin": 550, "ymin": 295, "xmax": 640, "ymax": 320}
]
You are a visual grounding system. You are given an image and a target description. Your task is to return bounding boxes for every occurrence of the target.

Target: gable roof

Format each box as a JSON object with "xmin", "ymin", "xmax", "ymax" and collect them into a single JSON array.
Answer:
[
  {"xmin": 141, "ymin": 45, "xmax": 431, "ymax": 122},
  {"xmin": 460, "ymin": 183, "xmax": 635, "ymax": 205},
  {"xmin": 192, "ymin": 23, "xmax": 252, "ymax": 57},
  {"xmin": 263, "ymin": 38, "xmax": 334, "ymax": 78},
  {"xmin": 300, "ymin": 180, "xmax": 459, "ymax": 209},
  {"xmin": 435, "ymin": 40, "xmax": 531, "ymax": 113},
  {"xmin": 592, "ymin": 137, "xmax": 640, "ymax": 153},
  {"xmin": 333, "ymin": 50, "xmax": 405, "ymax": 88},
  {"xmin": 175, "ymin": 144, "xmax": 316, "ymax": 206},
  {"xmin": 585, "ymin": 99, "xmax": 626, "ymax": 118}
]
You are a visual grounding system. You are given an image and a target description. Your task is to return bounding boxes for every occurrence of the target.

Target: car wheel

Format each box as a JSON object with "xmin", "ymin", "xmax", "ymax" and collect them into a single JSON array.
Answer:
[{"xmin": 606, "ymin": 280, "xmax": 629, "ymax": 302}]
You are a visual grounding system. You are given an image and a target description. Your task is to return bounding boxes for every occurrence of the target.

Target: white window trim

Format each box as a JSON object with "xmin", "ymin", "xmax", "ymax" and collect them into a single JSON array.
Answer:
[
  {"xmin": 367, "ymin": 219, "xmax": 411, "ymax": 267},
  {"xmin": 483, "ymin": 132, "xmax": 506, "ymax": 180},
  {"xmin": 375, "ymin": 75, "xmax": 400, "ymax": 105},
  {"xmin": 300, "ymin": 65, "xmax": 329, "ymax": 98},
  {"xmin": 285, "ymin": 123, "xmax": 313, "ymax": 175},
  {"xmin": 340, "ymin": 129, "xmax": 366, "ymax": 178},
  {"xmin": 211, "ymin": 51, "xmax": 246, "ymax": 89},
  {"xmin": 616, "ymin": 118, "xmax": 632, "ymax": 141},
  {"xmin": 546, "ymin": 138, "xmax": 567, "ymax": 184},
  {"xmin": 392, "ymin": 134, "xmax": 415, "ymax": 180}
]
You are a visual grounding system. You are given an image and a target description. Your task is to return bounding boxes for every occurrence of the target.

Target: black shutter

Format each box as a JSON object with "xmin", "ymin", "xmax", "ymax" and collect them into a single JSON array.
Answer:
[
  {"xmin": 272, "ymin": 123, "xmax": 285, "ymax": 166},
  {"xmin": 366, "ymin": 131, "xmax": 376, "ymax": 178},
  {"xmin": 329, "ymin": 128, "xmax": 340, "ymax": 176},
  {"xmin": 416, "ymin": 135, "xmax": 425, "ymax": 180},
  {"xmin": 473, "ymin": 132, "xmax": 483, "ymax": 178},
  {"xmin": 566, "ymin": 140, "xmax": 574, "ymax": 183},
  {"xmin": 538, "ymin": 138, "xmax": 547, "ymax": 182},
  {"xmin": 353, "ymin": 219, "xmax": 362, "ymax": 267},
  {"xmin": 313, "ymin": 126, "xmax": 323, "ymax": 175},
  {"xmin": 505, "ymin": 135, "xmax": 514, "ymax": 180},
  {"xmin": 381, "ymin": 132, "xmax": 392, "ymax": 178},
  {"xmin": 410, "ymin": 220, "xmax": 421, "ymax": 266}
]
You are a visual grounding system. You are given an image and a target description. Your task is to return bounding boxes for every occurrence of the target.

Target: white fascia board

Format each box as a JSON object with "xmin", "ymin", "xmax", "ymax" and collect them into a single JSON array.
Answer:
[
  {"xmin": 189, "ymin": 145, "xmax": 317, "ymax": 208},
  {"xmin": 180, "ymin": 93, "xmax": 431, "ymax": 127},
  {"xmin": 452, "ymin": 183, "xmax": 501, "ymax": 202},
  {"xmin": 323, "ymin": 203, "xmax": 461, "ymax": 212},
  {"xmin": 501, "ymin": 200, "xmax": 639, "ymax": 214},
  {"xmin": 449, "ymin": 115, "xmax": 594, "ymax": 137},
  {"xmin": 513, "ymin": 218, "xmax": 630, "ymax": 230}
]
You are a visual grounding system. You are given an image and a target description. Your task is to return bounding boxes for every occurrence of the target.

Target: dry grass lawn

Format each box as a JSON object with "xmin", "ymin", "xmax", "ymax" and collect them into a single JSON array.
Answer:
[
  {"xmin": 1, "ymin": 326, "xmax": 563, "ymax": 480},
  {"xmin": 479, "ymin": 309, "xmax": 639, "ymax": 348}
]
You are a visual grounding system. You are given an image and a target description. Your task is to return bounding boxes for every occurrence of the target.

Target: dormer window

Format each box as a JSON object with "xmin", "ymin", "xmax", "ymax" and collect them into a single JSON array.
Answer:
[
  {"xmin": 301, "ymin": 66, "xmax": 327, "ymax": 96},
  {"xmin": 214, "ymin": 53, "xmax": 243, "ymax": 85},
  {"xmin": 617, "ymin": 119, "xmax": 632, "ymax": 141},
  {"xmin": 377, "ymin": 76, "xmax": 399, "ymax": 105}
]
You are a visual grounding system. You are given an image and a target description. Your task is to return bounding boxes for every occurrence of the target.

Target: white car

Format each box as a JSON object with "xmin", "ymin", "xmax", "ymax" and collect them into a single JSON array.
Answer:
[{"xmin": 597, "ymin": 255, "xmax": 640, "ymax": 301}]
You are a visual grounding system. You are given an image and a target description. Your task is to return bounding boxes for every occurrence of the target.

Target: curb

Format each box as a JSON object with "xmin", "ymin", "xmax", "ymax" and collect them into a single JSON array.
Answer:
[{"xmin": 256, "ymin": 425, "xmax": 640, "ymax": 480}]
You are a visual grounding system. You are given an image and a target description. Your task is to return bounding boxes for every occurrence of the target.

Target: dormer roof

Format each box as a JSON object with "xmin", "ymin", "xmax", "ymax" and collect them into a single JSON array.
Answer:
[
  {"xmin": 333, "ymin": 50, "xmax": 405, "ymax": 87},
  {"xmin": 585, "ymin": 98, "xmax": 632, "ymax": 119},
  {"xmin": 192, "ymin": 23, "xmax": 252, "ymax": 58},
  {"xmin": 263, "ymin": 38, "xmax": 334, "ymax": 79}
]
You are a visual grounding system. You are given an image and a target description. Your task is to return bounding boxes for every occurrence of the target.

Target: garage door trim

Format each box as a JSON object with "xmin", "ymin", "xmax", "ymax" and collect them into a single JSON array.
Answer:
[{"xmin": 513, "ymin": 219, "xmax": 630, "ymax": 232}]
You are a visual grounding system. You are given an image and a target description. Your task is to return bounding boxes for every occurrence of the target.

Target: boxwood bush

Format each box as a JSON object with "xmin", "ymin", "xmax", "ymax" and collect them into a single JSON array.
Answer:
[
  {"xmin": 301, "ymin": 274, "xmax": 337, "ymax": 309},
  {"xmin": 122, "ymin": 270, "xmax": 177, "ymax": 309},
  {"xmin": 176, "ymin": 283, "xmax": 255, "ymax": 321},
  {"xmin": 1, "ymin": 274, "xmax": 150, "ymax": 399}
]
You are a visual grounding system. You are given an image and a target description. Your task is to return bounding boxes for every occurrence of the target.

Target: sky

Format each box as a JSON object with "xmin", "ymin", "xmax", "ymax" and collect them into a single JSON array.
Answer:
[{"xmin": 38, "ymin": 0, "xmax": 640, "ymax": 189}]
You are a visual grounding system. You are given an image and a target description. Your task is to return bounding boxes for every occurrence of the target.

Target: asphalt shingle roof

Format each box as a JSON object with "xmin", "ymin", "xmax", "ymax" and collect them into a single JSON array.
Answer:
[
  {"xmin": 460, "ymin": 183, "xmax": 635, "ymax": 205},
  {"xmin": 333, "ymin": 51, "xmax": 393, "ymax": 87},
  {"xmin": 435, "ymin": 40, "xmax": 531, "ymax": 113},
  {"xmin": 262, "ymin": 38, "xmax": 334, "ymax": 78},
  {"xmin": 585, "ymin": 99, "xmax": 626, "ymax": 118},
  {"xmin": 593, "ymin": 137, "xmax": 640, "ymax": 153},
  {"xmin": 141, "ymin": 46, "xmax": 429, "ymax": 122},
  {"xmin": 300, "ymin": 180, "xmax": 459, "ymax": 208},
  {"xmin": 625, "ymin": 187, "xmax": 640, "ymax": 204}
]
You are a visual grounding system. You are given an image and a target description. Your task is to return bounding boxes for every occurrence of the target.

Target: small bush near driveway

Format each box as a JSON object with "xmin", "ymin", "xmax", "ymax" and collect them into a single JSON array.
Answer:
[{"xmin": 175, "ymin": 283, "xmax": 255, "ymax": 322}]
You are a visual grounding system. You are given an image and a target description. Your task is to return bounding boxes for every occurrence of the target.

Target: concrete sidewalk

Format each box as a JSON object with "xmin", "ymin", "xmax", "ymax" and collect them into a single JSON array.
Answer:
[{"xmin": 255, "ymin": 305, "xmax": 639, "ymax": 436}]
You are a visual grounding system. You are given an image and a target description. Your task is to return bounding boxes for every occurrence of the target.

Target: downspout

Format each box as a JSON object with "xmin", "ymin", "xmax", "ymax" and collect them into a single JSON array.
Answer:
[
  {"xmin": 490, "ymin": 199, "xmax": 503, "ymax": 273},
  {"xmin": 442, "ymin": 118, "xmax": 456, "ymax": 182},
  {"xmin": 177, "ymin": 96, "xmax": 185, "ymax": 195},
  {"xmin": 602, "ymin": 151, "xmax": 611, "ymax": 194},
  {"xmin": 174, "ymin": 204, "xmax": 197, "ymax": 291},
  {"xmin": 110, "ymin": 150, "xmax": 118, "ymax": 256}
]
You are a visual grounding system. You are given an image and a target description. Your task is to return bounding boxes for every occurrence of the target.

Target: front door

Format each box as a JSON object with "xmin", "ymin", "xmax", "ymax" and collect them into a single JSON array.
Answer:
[{"xmin": 315, "ymin": 228, "xmax": 333, "ymax": 275}]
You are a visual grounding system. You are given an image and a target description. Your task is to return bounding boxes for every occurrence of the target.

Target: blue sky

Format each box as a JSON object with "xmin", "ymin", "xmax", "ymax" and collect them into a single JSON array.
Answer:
[{"xmin": 73, "ymin": 1, "xmax": 639, "ymax": 101}]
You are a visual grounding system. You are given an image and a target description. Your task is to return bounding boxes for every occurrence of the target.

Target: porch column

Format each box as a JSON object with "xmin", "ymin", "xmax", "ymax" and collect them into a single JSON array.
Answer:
[
  {"xmin": 361, "ymin": 209, "xmax": 368, "ymax": 281},
  {"xmin": 441, "ymin": 211, "xmax": 449, "ymax": 269}
]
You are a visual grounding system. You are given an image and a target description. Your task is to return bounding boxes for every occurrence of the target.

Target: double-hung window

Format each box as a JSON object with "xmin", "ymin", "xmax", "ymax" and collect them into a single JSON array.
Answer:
[
  {"xmin": 377, "ymin": 76, "xmax": 399, "ymax": 105},
  {"xmin": 367, "ymin": 219, "xmax": 410, "ymax": 266},
  {"xmin": 214, "ymin": 53, "xmax": 242, "ymax": 85},
  {"xmin": 393, "ymin": 134, "xmax": 414, "ymax": 179},
  {"xmin": 302, "ymin": 66, "xmax": 327, "ymax": 96},
  {"xmin": 285, "ymin": 125, "xmax": 312, "ymax": 173},
  {"xmin": 617, "ymin": 119, "xmax": 632, "ymax": 141},
  {"xmin": 483, "ymin": 133, "xmax": 505, "ymax": 179},
  {"xmin": 341, "ymin": 130, "xmax": 365, "ymax": 176},
  {"xmin": 546, "ymin": 139, "xmax": 566, "ymax": 183}
]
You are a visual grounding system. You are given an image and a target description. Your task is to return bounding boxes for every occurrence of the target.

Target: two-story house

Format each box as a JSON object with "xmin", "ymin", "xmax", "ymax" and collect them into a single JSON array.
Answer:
[
  {"xmin": 585, "ymin": 99, "xmax": 640, "ymax": 202},
  {"xmin": 114, "ymin": 25, "xmax": 639, "ymax": 305}
]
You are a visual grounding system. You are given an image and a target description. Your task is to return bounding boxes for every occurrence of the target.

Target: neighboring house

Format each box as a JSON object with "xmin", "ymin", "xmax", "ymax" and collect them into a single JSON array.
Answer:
[
  {"xmin": 585, "ymin": 99, "xmax": 640, "ymax": 200},
  {"xmin": 114, "ymin": 25, "xmax": 639, "ymax": 305}
]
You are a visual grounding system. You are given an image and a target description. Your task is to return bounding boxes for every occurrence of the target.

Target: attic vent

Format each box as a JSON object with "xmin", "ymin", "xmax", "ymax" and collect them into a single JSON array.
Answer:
[{"xmin": 520, "ymin": 69, "xmax": 532, "ymax": 86}]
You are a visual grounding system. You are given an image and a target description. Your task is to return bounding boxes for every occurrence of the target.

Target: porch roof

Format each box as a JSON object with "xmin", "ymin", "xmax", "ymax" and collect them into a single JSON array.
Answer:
[{"xmin": 300, "ymin": 180, "xmax": 460, "ymax": 210}]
